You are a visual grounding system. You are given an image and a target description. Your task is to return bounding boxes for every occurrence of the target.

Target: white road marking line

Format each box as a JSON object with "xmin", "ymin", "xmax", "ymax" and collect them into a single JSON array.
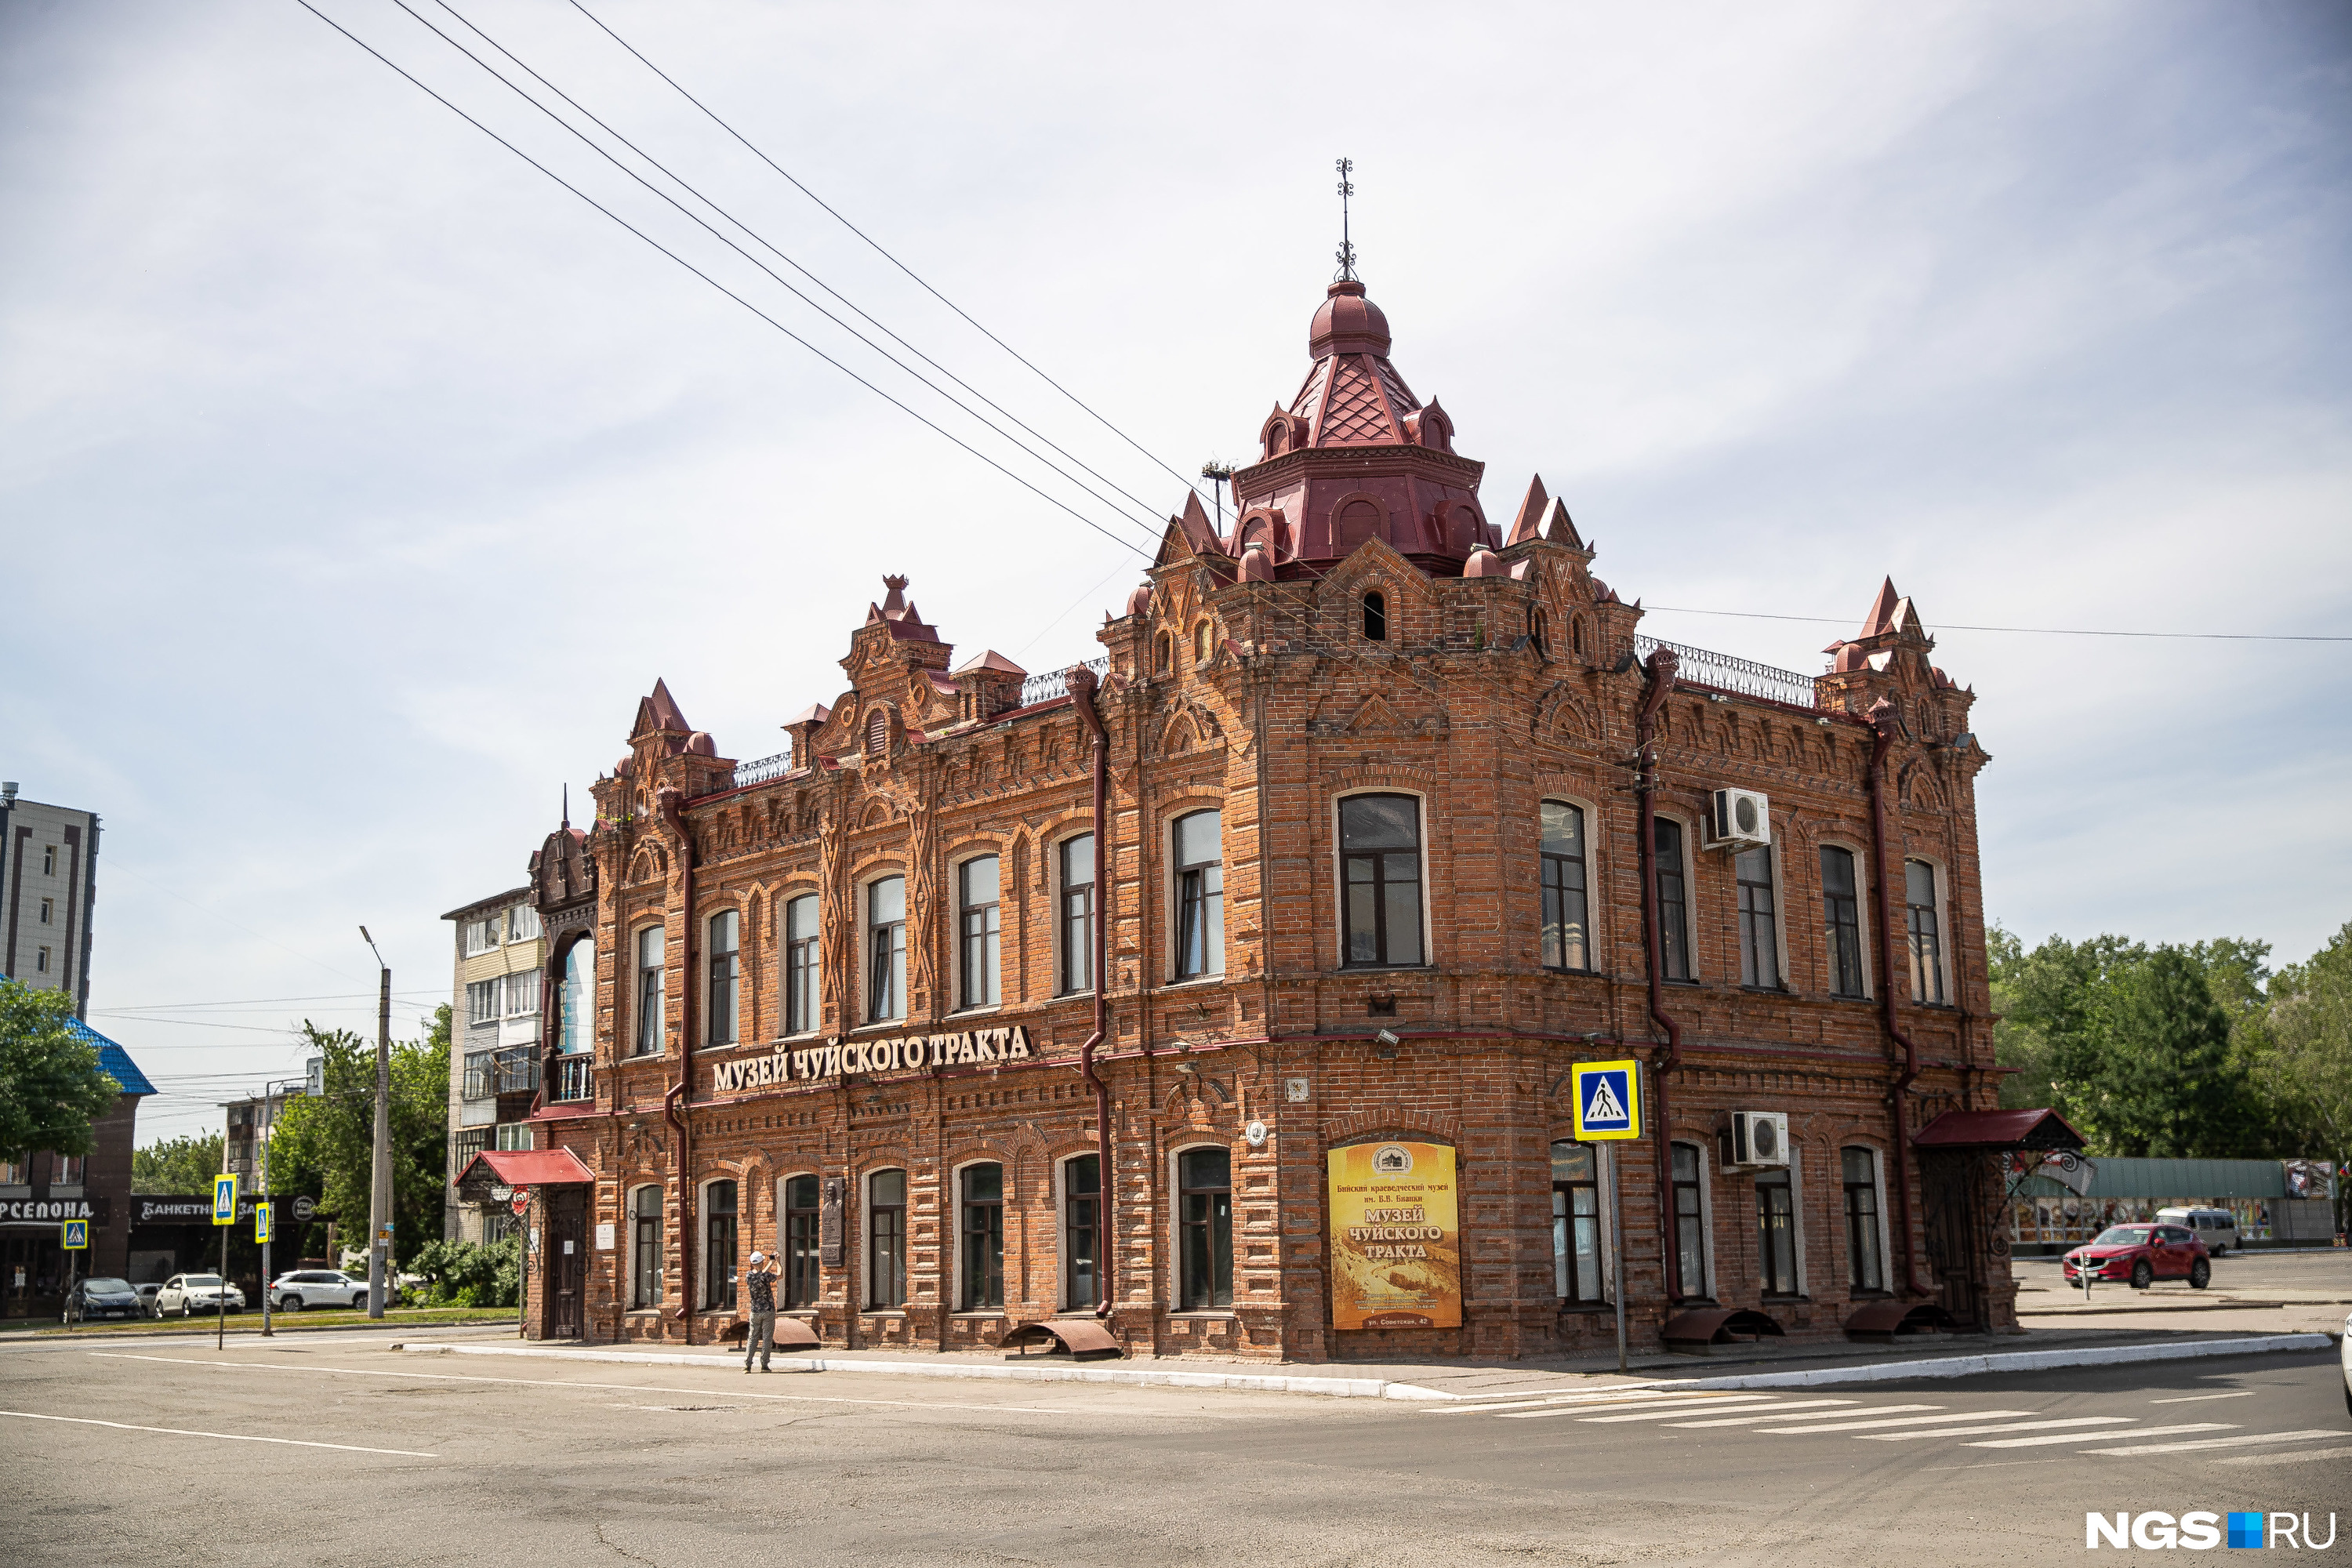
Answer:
[
  {"xmin": 0, "ymin": 1409, "xmax": 435, "ymax": 1457},
  {"xmin": 1753, "ymin": 1408, "xmax": 2022, "ymax": 1434},
  {"xmin": 1667, "ymin": 1400, "xmax": 1865, "ymax": 1427},
  {"xmin": 1441, "ymin": 1386, "xmax": 1670, "ymax": 1404},
  {"xmin": 2082, "ymin": 1428, "xmax": 2351, "ymax": 1456},
  {"xmin": 1578, "ymin": 1397, "xmax": 1788, "ymax": 1424},
  {"xmin": 1956, "ymin": 1422, "xmax": 2231, "ymax": 1449},
  {"xmin": 2151, "ymin": 1390, "xmax": 2257, "ymax": 1404},
  {"xmin": 1434, "ymin": 1389, "xmax": 1740, "ymax": 1415},
  {"xmin": 1495, "ymin": 1394, "xmax": 1772, "ymax": 1421},
  {"xmin": 2216, "ymin": 1444, "xmax": 2352, "ymax": 1467},
  {"xmin": 83, "ymin": 1352, "xmax": 1123, "ymax": 1417}
]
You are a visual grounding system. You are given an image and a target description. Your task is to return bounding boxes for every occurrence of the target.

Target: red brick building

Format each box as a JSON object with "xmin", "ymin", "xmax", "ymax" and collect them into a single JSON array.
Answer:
[{"xmin": 501, "ymin": 275, "xmax": 2021, "ymax": 1360}]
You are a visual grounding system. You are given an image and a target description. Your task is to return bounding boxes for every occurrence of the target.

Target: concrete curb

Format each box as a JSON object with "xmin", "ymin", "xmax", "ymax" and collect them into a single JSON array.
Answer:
[{"xmin": 396, "ymin": 1341, "xmax": 1436, "ymax": 1400}]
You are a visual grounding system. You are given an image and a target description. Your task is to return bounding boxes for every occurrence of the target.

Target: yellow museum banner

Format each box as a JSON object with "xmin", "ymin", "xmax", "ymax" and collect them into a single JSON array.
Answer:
[{"xmin": 1327, "ymin": 1141, "xmax": 1461, "ymax": 1330}]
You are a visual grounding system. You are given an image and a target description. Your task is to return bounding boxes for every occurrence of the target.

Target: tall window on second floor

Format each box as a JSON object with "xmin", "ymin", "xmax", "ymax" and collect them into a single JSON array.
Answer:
[
  {"xmin": 868, "ymin": 877, "xmax": 906, "ymax": 1022},
  {"xmin": 1341, "ymin": 794, "xmax": 1423, "ymax": 967},
  {"xmin": 783, "ymin": 894, "xmax": 818, "ymax": 1035},
  {"xmin": 1820, "ymin": 845, "xmax": 1866, "ymax": 998},
  {"xmin": 1735, "ymin": 846, "xmax": 1780, "ymax": 989},
  {"xmin": 959, "ymin": 856, "xmax": 1001, "ymax": 1008},
  {"xmin": 706, "ymin": 910, "xmax": 739, "ymax": 1046},
  {"xmin": 1174, "ymin": 810, "xmax": 1223, "ymax": 979},
  {"xmin": 1540, "ymin": 802, "xmax": 1589, "ymax": 971},
  {"xmin": 466, "ymin": 978, "xmax": 500, "ymax": 1025},
  {"xmin": 1654, "ymin": 819, "xmax": 1691, "ymax": 982},
  {"xmin": 1059, "ymin": 836, "xmax": 1095, "ymax": 995},
  {"xmin": 1905, "ymin": 859, "xmax": 1945, "ymax": 1004},
  {"xmin": 557, "ymin": 938, "xmax": 594, "ymax": 1054},
  {"xmin": 633, "ymin": 926, "xmax": 664, "ymax": 1056}
]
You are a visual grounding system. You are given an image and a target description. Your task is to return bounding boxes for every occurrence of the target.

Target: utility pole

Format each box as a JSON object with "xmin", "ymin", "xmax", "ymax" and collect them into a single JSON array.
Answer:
[
  {"xmin": 361, "ymin": 927, "xmax": 393, "ymax": 1319},
  {"xmin": 257, "ymin": 1075, "xmax": 299, "ymax": 1338}
]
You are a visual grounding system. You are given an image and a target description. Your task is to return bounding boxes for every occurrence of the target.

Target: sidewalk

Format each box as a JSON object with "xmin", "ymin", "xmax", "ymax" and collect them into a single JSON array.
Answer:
[{"xmin": 390, "ymin": 1317, "xmax": 2340, "ymax": 1403}]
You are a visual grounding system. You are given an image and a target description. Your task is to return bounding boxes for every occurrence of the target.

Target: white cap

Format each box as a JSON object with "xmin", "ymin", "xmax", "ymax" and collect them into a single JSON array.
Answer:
[{"xmin": 749, "ymin": 1251, "xmax": 764, "ymax": 1264}]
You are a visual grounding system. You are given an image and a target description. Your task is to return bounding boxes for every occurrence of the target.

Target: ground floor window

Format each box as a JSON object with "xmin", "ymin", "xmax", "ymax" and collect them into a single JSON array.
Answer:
[
  {"xmin": 868, "ymin": 1170, "xmax": 906, "ymax": 1308},
  {"xmin": 1064, "ymin": 1154, "xmax": 1100, "ymax": 1309},
  {"xmin": 630, "ymin": 1186, "xmax": 662, "ymax": 1308},
  {"xmin": 1551, "ymin": 1141, "xmax": 1603, "ymax": 1304},
  {"xmin": 1755, "ymin": 1168, "xmax": 1797, "ymax": 1297},
  {"xmin": 1843, "ymin": 1147, "xmax": 1885, "ymax": 1292},
  {"xmin": 704, "ymin": 1180, "xmax": 738, "ymax": 1310},
  {"xmin": 1671, "ymin": 1143, "xmax": 1708, "ymax": 1299},
  {"xmin": 783, "ymin": 1175, "xmax": 820, "ymax": 1308},
  {"xmin": 962, "ymin": 1164, "xmax": 1004, "ymax": 1309},
  {"xmin": 1178, "ymin": 1147, "xmax": 1232, "ymax": 1309}
]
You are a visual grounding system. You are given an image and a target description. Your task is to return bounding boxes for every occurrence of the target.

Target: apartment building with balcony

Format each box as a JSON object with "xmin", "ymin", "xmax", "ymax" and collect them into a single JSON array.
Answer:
[
  {"xmin": 441, "ymin": 886, "xmax": 546, "ymax": 1241},
  {"xmin": 1, "ymin": 782, "xmax": 101, "ymax": 1017}
]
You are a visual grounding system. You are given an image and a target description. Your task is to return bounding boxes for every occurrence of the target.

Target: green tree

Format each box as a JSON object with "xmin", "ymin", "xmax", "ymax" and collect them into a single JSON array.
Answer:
[
  {"xmin": 2254, "ymin": 923, "xmax": 2352, "ymax": 1232},
  {"xmin": 1991, "ymin": 928, "xmax": 2146, "ymax": 1119},
  {"xmin": 2096, "ymin": 947, "xmax": 2265, "ymax": 1157},
  {"xmin": 132, "ymin": 1131, "xmax": 225, "ymax": 1192},
  {"xmin": 267, "ymin": 1006, "xmax": 450, "ymax": 1267},
  {"xmin": 0, "ymin": 980, "xmax": 122, "ymax": 1160}
]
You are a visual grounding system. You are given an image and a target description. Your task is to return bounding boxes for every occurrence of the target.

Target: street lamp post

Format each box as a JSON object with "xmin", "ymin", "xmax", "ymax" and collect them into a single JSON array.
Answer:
[
  {"xmin": 359, "ymin": 927, "xmax": 393, "ymax": 1320},
  {"xmin": 256, "ymin": 1074, "xmax": 303, "ymax": 1338}
]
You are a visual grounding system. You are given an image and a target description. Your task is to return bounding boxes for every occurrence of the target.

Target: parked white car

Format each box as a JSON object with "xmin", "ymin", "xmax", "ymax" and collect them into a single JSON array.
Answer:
[
  {"xmin": 267, "ymin": 1270, "xmax": 370, "ymax": 1311},
  {"xmin": 2155, "ymin": 1206, "xmax": 2241, "ymax": 1257},
  {"xmin": 153, "ymin": 1273, "xmax": 245, "ymax": 1317}
]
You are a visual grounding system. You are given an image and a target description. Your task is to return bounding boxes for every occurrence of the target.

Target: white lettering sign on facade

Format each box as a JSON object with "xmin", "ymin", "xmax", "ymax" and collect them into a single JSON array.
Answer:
[{"xmin": 711, "ymin": 1025, "xmax": 1035, "ymax": 1094}]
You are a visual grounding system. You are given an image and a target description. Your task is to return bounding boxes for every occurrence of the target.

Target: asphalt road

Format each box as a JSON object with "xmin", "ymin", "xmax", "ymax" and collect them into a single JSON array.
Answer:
[{"xmin": 2, "ymin": 1335, "xmax": 2344, "ymax": 1566}]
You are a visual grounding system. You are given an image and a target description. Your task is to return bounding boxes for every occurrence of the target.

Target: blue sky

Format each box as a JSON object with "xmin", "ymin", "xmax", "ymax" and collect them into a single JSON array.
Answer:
[{"xmin": 3, "ymin": 0, "xmax": 2346, "ymax": 1142}]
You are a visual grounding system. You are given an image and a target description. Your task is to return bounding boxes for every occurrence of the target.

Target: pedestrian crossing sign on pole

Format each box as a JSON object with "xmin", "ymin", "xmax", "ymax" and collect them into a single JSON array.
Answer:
[
  {"xmin": 212, "ymin": 1174, "xmax": 238, "ymax": 1226},
  {"xmin": 1571, "ymin": 1061, "xmax": 1642, "ymax": 1141},
  {"xmin": 254, "ymin": 1203, "xmax": 271, "ymax": 1243},
  {"xmin": 62, "ymin": 1219, "xmax": 88, "ymax": 1250}
]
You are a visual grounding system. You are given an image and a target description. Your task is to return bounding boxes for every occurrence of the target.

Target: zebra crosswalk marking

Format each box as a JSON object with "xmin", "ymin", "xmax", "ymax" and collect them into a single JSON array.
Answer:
[
  {"xmin": 1668, "ymin": 1400, "xmax": 1864, "ymax": 1426},
  {"xmin": 1755, "ymin": 1409, "xmax": 2028, "ymax": 1435},
  {"xmin": 1853, "ymin": 1420, "xmax": 2154, "ymax": 1448},
  {"xmin": 1579, "ymin": 1397, "xmax": 1787, "ymax": 1424},
  {"xmin": 2081, "ymin": 1428, "xmax": 2350, "ymax": 1457},
  {"xmin": 1955, "ymin": 1421, "xmax": 2229, "ymax": 1450},
  {"xmin": 1493, "ymin": 1394, "xmax": 1766, "ymax": 1421},
  {"xmin": 2217, "ymin": 1444, "xmax": 2352, "ymax": 1467}
]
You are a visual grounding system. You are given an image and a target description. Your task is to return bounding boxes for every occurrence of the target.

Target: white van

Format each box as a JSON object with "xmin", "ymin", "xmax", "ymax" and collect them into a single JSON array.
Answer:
[{"xmin": 2156, "ymin": 1207, "xmax": 2240, "ymax": 1256}]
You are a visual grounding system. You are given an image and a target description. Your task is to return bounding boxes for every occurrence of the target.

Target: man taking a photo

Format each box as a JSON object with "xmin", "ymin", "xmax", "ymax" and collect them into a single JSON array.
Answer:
[{"xmin": 743, "ymin": 1249, "xmax": 779, "ymax": 1373}]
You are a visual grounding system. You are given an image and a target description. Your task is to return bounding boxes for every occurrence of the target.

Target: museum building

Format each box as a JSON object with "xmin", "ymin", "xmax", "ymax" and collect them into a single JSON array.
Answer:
[{"xmin": 478, "ymin": 274, "xmax": 2042, "ymax": 1360}]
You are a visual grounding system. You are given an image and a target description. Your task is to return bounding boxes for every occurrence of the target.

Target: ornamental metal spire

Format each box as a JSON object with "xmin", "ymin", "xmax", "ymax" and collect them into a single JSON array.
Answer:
[{"xmin": 1334, "ymin": 157, "xmax": 1357, "ymax": 281}]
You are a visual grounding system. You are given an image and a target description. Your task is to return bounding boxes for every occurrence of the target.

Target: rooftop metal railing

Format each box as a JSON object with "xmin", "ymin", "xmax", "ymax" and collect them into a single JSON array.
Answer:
[
  {"xmin": 1635, "ymin": 634, "xmax": 1820, "ymax": 710},
  {"xmin": 728, "ymin": 745, "xmax": 797, "ymax": 791},
  {"xmin": 1016, "ymin": 655, "xmax": 1109, "ymax": 710}
]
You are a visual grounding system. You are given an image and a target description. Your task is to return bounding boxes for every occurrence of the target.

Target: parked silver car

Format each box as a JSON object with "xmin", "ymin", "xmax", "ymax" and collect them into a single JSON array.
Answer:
[
  {"xmin": 267, "ymin": 1270, "xmax": 369, "ymax": 1311},
  {"xmin": 2155, "ymin": 1206, "xmax": 2241, "ymax": 1257},
  {"xmin": 153, "ymin": 1273, "xmax": 245, "ymax": 1317}
]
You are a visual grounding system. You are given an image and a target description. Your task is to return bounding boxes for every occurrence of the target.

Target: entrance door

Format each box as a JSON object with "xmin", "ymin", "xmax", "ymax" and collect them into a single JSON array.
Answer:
[
  {"xmin": 549, "ymin": 1190, "xmax": 586, "ymax": 1340},
  {"xmin": 1917, "ymin": 1152, "xmax": 1984, "ymax": 1329}
]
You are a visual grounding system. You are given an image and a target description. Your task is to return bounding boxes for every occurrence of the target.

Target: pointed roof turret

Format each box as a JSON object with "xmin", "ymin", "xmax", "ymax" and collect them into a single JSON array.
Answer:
[
  {"xmin": 1543, "ymin": 497, "xmax": 1583, "ymax": 549},
  {"xmin": 1504, "ymin": 474, "xmax": 1549, "ymax": 546},
  {"xmin": 1859, "ymin": 577, "xmax": 1902, "ymax": 638},
  {"xmin": 632, "ymin": 677, "xmax": 690, "ymax": 739}
]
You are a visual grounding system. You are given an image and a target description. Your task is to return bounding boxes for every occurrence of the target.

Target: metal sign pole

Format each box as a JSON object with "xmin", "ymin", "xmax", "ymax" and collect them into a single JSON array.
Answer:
[
  {"xmin": 1613, "ymin": 1153, "xmax": 1628, "ymax": 1376},
  {"xmin": 217, "ymin": 1218, "xmax": 227, "ymax": 1351}
]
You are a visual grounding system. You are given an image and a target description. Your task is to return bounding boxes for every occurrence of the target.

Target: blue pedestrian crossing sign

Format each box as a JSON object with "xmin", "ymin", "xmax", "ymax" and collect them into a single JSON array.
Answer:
[
  {"xmin": 212, "ymin": 1174, "xmax": 238, "ymax": 1226},
  {"xmin": 61, "ymin": 1219, "xmax": 88, "ymax": 1250},
  {"xmin": 253, "ymin": 1203, "xmax": 271, "ymax": 1243},
  {"xmin": 1572, "ymin": 1061, "xmax": 1642, "ymax": 1141}
]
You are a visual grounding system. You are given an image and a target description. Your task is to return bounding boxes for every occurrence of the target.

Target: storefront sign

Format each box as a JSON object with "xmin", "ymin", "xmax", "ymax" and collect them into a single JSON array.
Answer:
[
  {"xmin": 710, "ymin": 1025, "xmax": 1034, "ymax": 1093},
  {"xmin": 1327, "ymin": 1142, "xmax": 1461, "ymax": 1331},
  {"xmin": 2, "ymin": 1199, "xmax": 99, "ymax": 1223},
  {"xmin": 130, "ymin": 1194, "xmax": 300, "ymax": 1225}
]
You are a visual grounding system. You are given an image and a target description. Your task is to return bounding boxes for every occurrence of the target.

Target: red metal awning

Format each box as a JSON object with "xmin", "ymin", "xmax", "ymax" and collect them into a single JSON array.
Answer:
[
  {"xmin": 1911, "ymin": 1108, "xmax": 2085, "ymax": 1152},
  {"xmin": 453, "ymin": 1149, "xmax": 596, "ymax": 1189}
]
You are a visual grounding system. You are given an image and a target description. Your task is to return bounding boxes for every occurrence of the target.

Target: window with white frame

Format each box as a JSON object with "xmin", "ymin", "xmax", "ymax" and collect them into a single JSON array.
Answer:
[
  {"xmin": 1735, "ymin": 845, "xmax": 1781, "ymax": 989},
  {"xmin": 1905, "ymin": 859, "xmax": 1946, "ymax": 1004},
  {"xmin": 706, "ymin": 910, "xmax": 739, "ymax": 1045},
  {"xmin": 1842, "ymin": 1147, "xmax": 1886, "ymax": 1293},
  {"xmin": 1551, "ymin": 1140, "xmax": 1604, "ymax": 1304},
  {"xmin": 0, "ymin": 1152, "xmax": 27, "ymax": 1186},
  {"xmin": 50, "ymin": 1153, "xmax": 84, "ymax": 1188},
  {"xmin": 633, "ymin": 926, "xmax": 665, "ymax": 1056},
  {"xmin": 867, "ymin": 877, "xmax": 906, "ymax": 1022},
  {"xmin": 1540, "ymin": 802, "xmax": 1589, "ymax": 971},
  {"xmin": 463, "ymin": 917, "xmax": 498, "ymax": 956},
  {"xmin": 1820, "ymin": 845, "xmax": 1867, "ymax": 998},
  {"xmin": 1340, "ymin": 794, "xmax": 1424, "ymax": 967},
  {"xmin": 42, "ymin": 844, "xmax": 56, "ymax": 877},
  {"xmin": 959, "ymin": 856, "xmax": 1001, "ymax": 1008},
  {"xmin": 783, "ymin": 895, "xmax": 819, "ymax": 1035},
  {"xmin": 557, "ymin": 939, "xmax": 594, "ymax": 1054},
  {"xmin": 463, "ymin": 1050, "xmax": 496, "ymax": 1099},
  {"xmin": 493, "ymin": 1123, "xmax": 532, "ymax": 1152},
  {"xmin": 466, "ymin": 979, "xmax": 500, "ymax": 1025},
  {"xmin": 503, "ymin": 969, "xmax": 541, "ymax": 1016},
  {"xmin": 34, "ymin": 947, "xmax": 49, "ymax": 975},
  {"xmin": 1174, "ymin": 810, "xmax": 1223, "ymax": 979},
  {"xmin": 508, "ymin": 905, "xmax": 541, "ymax": 942},
  {"xmin": 1755, "ymin": 1166, "xmax": 1798, "ymax": 1296},
  {"xmin": 1058, "ymin": 837, "xmax": 1095, "ymax": 995},
  {"xmin": 37, "ymin": 897, "xmax": 52, "ymax": 925}
]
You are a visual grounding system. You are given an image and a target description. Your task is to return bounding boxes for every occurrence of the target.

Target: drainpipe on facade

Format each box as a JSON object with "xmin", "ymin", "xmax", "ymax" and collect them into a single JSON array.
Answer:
[
  {"xmin": 1864, "ymin": 700, "xmax": 1929, "ymax": 1298},
  {"xmin": 1067, "ymin": 664, "xmax": 1117, "ymax": 1319},
  {"xmin": 1635, "ymin": 647, "xmax": 1683, "ymax": 1305},
  {"xmin": 656, "ymin": 785, "xmax": 698, "ymax": 1339}
]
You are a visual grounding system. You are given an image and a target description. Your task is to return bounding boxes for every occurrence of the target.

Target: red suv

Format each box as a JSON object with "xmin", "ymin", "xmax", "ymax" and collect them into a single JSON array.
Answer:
[{"xmin": 2062, "ymin": 1223, "xmax": 2211, "ymax": 1290}]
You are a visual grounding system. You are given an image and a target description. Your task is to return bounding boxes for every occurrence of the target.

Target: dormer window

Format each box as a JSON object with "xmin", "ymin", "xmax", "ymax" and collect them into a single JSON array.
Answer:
[
  {"xmin": 866, "ymin": 710, "xmax": 888, "ymax": 757},
  {"xmin": 1362, "ymin": 591, "xmax": 1387, "ymax": 642}
]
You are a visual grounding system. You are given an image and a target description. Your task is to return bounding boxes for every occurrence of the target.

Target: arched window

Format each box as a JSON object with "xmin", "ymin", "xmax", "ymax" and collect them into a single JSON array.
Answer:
[
  {"xmin": 783, "ymin": 894, "xmax": 819, "ymax": 1033},
  {"xmin": 1177, "ymin": 1147, "xmax": 1233, "ymax": 1309},
  {"xmin": 1842, "ymin": 1148, "xmax": 1885, "ymax": 1293},
  {"xmin": 959, "ymin": 855, "xmax": 1001, "ymax": 1008},
  {"xmin": 867, "ymin": 877, "xmax": 906, "ymax": 1022},
  {"xmin": 1340, "ymin": 794, "xmax": 1423, "ymax": 967},
  {"xmin": 1530, "ymin": 608, "xmax": 1548, "ymax": 656},
  {"xmin": 1155, "ymin": 633, "xmax": 1172, "ymax": 675},
  {"xmin": 868, "ymin": 1170, "xmax": 906, "ymax": 1308},
  {"xmin": 557, "ymin": 937, "xmax": 594, "ymax": 1055},
  {"xmin": 1063, "ymin": 1154, "xmax": 1101, "ymax": 1309},
  {"xmin": 1174, "ymin": 809, "xmax": 1224, "ymax": 979},
  {"xmin": 1755, "ymin": 1166, "xmax": 1796, "ymax": 1296},
  {"xmin": 1540, "ymin": 803, "xmax": 1588, "ymax": 971},
  {"xmin": 1905, "ymin": 860, "xmax": 1946, "ymax": 1004},
  {"xmin": 865, "ymin": 710, "xmax": 889, "ymax": 757},
  {"xmin": 1670, "ymin": 1143, "xmax": 1708, "ymax": 1300},
  {"xmin": 1571, "ymin": 617, "xmax": 1587, "ymax": 659},
  {"xmin": 782, "ymin": 1174, "xmax": 820, "ymax": 1308},
  {"xmin": 960, "ymin": 1163, "xmax": 1004, "ymax": 1309},
  {"xmin": 1058, "ymin": 836, "xmax": 1095, "ymax": 995},
  {"xmin": 1736, "ymin": 848, "xmax": 1780, "ymax": 990},
  {"xmin": 703, "ymin": 1180, "xmax": 738, "ymax": 1309},
  {"xmin": 630, "ymin": 1186, "xmax": 663, "ymax": 1308},
  {"xmin": 1361, "ymin": 590, "xmax": 1387, "ymax": 642},
  {"xmin": 1654, "ymin": 819, "xmax": 1692, "ymax": 982},
  {"xmin": 706, "ymin": 909, "xmax": 739, "ymax": 1045},
  {"xmin": 633, "ymin": 926, "xmax": 665, "ymax": 1057},
  {"xmin": 1551, "ymin": 1141, "xmax": 1602, "ymax": 1304},
  {"xmin": 1820, "ymin": 847, "xmax": 1865, "ymax": 998},
  {"xmin": 1193, "ymin": 621, "xmax": 1212, "ymax": 665}
]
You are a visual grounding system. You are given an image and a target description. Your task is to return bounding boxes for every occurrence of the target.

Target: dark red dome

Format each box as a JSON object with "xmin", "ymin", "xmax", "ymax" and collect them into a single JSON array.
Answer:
[{"xmin": 1309, "ymin": 280, "xmax": 1392, "ymax": 358}]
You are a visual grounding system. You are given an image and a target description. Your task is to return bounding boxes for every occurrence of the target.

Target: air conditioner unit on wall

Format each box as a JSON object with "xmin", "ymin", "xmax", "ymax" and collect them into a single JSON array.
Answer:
[
  {"xmin": 1707, "ymin": 789, "xmax": 1771, "ymax": 850},
  {"xmin": 1722, "ymin": 1111, "xmax": 1790, "ymax": 1170}
]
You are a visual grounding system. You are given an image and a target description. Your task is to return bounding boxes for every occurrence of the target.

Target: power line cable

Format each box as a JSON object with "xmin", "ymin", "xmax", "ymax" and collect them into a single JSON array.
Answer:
[
  {"xmin": 427, "ymin": 0, "xmax": 1173, "ymax": 539},
  {"xmin": 561, "ymin": 0, "xmax": 1201, "ymax": 498},
  {"xmin": 292, "ymin": 0, "xmax": 1149, "ymax": 561},
  {"xmin": 1643, "ymin": 605, "xmax": 2350, "ymax": 642}
]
